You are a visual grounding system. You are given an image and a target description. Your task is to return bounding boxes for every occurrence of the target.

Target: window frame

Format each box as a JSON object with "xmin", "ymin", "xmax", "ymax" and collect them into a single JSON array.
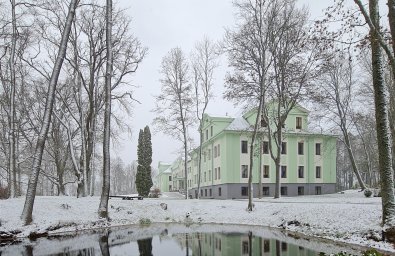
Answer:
[
  {"xmin": 262, "ymin": 141, "xmax": 269, "ymax": 154},
  {"xmin": 298, "ymin": 166, "xmax": 304, "ymax": 178},
  {"xmin": 241, "ymin": 140, "xmax": 248, "ymax": 154},
  {"xmin": 281, "ymin": 142, "xmax": 287, "ymax": 154},
  {"xmin": 316, "ymin": 143, "xmax": 321, "ymax": 155},
  {"xmin": 262, "ymin": 187, "xmax": 270, "ymax": 196},
  {"xmin": 298, "ymin": 142, "xmax": 304, "ymax": 155},
  {"xmin": 263, "ymin": 165, "xmax": 270, "ymax": 178},
  {"xmin": 298, "ymin": 186, "xmax": 304, "ymax": 195},
  {"xmin": 281, "ymin": 165, "xmax": 287, "ymax": 178},
  {"xmin": 316, "ymin": 166, "xmax": 322, "ymax": 179},
  {"xmin": 241, "ymin": 186, "xmax": 248, "ymax": 196},
  {"xmin": 296, "ymin": 116, "xmax": 302, "ymax": 129},
  {"xmin": 241, "ymin": 165, "xmax": 248, "ymax": 178}
]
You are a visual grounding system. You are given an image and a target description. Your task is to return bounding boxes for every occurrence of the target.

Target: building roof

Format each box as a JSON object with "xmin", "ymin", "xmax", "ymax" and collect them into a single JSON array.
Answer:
[{"xmin": 224, "ymin": 117, "xmax": 251, "ymax": 131}]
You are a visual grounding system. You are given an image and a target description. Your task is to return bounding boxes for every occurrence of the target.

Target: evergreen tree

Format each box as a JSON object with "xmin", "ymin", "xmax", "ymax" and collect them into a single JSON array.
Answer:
[
  {"xmin": 143, "ymin": 126, "xmax": 153, "ymax": 192},
  {"xmin": 135, "ymin": 126, "xmax": 153, "ymax": 197},
  {"xmin": 136, "ymin": 129, "xmax": 145, "ymax": 196}
]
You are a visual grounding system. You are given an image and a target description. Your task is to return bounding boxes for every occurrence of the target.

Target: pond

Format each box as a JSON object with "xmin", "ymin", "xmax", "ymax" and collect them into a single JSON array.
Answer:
[{"xmin": 0, "ymin": 223, "xmax": 380, "ymax": 255}]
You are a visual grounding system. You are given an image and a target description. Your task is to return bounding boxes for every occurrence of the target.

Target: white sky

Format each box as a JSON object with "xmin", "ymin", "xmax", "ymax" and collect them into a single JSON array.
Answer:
[{"xmin": 114, "ymin": 0, "xmax": 332, "ymax": 168}]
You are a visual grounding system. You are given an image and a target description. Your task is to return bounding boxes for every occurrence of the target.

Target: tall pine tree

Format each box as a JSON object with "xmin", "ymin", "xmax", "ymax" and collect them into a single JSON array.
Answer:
[
  {"xmin": 143, "ymin": 126, "xmax": 153, "ymax": 191},
  {"xmin": 135, "ymin": 126, "xmax": 153, "ymax": 197}
]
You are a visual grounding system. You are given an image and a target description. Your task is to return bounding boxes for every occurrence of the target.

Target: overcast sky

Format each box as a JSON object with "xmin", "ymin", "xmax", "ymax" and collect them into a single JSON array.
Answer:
[{"xmin": 114, "ymin": 0, "xmax": 332, "ymax": 169}]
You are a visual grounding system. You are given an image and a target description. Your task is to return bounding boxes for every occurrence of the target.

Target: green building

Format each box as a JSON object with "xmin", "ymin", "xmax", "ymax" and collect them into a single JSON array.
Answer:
[{"xmin": 158, "ymin": 105, "xmax": 337, "ymax": 198}]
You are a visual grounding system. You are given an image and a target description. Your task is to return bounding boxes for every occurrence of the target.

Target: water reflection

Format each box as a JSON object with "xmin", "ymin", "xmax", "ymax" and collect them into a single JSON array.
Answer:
[
  {"xmin": 137, "ymin": 238, "xmax": 153, "ymax": 256},
  {"xmin": 0, "ymin": 224, "xmax": 366, "ymax": 256}
]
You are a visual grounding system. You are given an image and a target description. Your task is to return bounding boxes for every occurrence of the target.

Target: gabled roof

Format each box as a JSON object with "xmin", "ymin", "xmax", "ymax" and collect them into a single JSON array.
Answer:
[{"xmin": 224, "ymin": 117, "xmax": 251, "ymax": 131}]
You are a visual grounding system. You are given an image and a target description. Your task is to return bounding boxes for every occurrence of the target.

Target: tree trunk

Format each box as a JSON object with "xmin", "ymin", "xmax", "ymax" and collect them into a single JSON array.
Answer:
[
  {"xmin": 20, "ymin": 0, "xmax": 78, "ymax": 225},
  {"xmin": 8, "ymin": 0, "xmax": 17, "ymax": 198},
  {"xmin": 98, "ymin": 0, "xmax": 113, "ymax": 219},
  {"xmin": 197, "ymin": 130, "xmax": 203, "ymax": 199},
  {"xmin": 273, "ymin": 127, "xmax": 282, "ymax": 199},
  {"xmin": 342, "ymin": 132, "xmax": 367, "ymax": 190},
  {"xmin": 370, "ymin": 0, "xmax": 395, "ymax": 240},
  {"xmin": 247, "ymin": 99, "xmax": 263, "ymax": 211}
]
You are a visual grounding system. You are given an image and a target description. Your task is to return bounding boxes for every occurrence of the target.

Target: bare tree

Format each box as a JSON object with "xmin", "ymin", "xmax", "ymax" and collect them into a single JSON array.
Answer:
[
  {"xmin": 191, "ymin": 37, "xmax": 218, "ymax": 199},
  {"xmin": 20, "ymin": 0, "xmax": 79, "ymax": 225},
  {"xmin": 224, "ymin": 0, "xmax": 318, "ymax": 202},
  {"xmin": 223, "ymin": 0, "xmax": 272, "ymax": 210},
  {"xmin": 312, "ymin": 53, "xmax": 367, "ymax": 190},
  {"xmin": 263, "ymin": 0, "xmax": 319, "ymax": 199},
  {"xmin": 154, "ymin": 47, "xmax": 194, "ymax": 199},
  {"xmin": 98, "ymin": 0, "xmax": 113, "ymax": 219}
]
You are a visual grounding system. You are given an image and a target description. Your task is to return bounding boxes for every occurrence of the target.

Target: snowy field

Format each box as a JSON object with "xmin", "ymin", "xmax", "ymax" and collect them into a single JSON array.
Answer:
[{"xmin": 0, "ymin": 190, "xmax": 393, "ymax": 253}]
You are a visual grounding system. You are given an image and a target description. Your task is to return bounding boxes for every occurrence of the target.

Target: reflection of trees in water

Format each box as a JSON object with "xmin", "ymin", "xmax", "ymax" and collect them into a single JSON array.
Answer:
[
  {"xmin": 137, "ymin": 238, "xmax": 153, "ymax": 256},
  {"xmin": 99, "ymin": 231, "xmax": 110, "ymax": 256}
]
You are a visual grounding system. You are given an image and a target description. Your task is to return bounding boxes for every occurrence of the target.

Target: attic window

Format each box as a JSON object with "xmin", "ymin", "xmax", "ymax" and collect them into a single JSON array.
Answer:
[
  {"xmin": 261, "ymin": 115, "xmax": 267, "ymax": 127},
  {"xmin": 296, "ymin": 117, "xmax": 302, "ymax": 129}
]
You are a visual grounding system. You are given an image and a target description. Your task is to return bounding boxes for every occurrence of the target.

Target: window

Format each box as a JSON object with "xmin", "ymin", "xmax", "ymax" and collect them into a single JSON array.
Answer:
[
  {"xmin": 316, "ymin": 166, "xmax": 322, "ymax": 178},
  {"xmin": 262, "ymin": 141, "xmax": 269, "ymax": 154},
  {"xmin": 263, "ymin": 240, "xmax": 270, "ymax": 252},
  {"xmin": 281, "ymin": 186, "xmax": 288, "ymax": 195},
  {"xmin": 218, "ymin": 167, "xmax": 221, "ymax": 179},
  {"xmin": 242, "ymin": 241, "xmax": 249, "ymax": 254},
  {"xmin": 241, "ymin": 165, "xmax": 248, "ymax": 178},
  {"xmin": 298, "ymin": 142, "xmax": 304, "ymax": 155},
  {"xmin": 262, "ymin": 187, "xmax": 270, "ymax": 196},
  {"xmin": 204, "ymin": 172, "xmax": 206, "ymax": 182},
  {"xmin": 241, "ymin": 187, "xmax": 248, "ymax": 196},
  {"xmin": 208, "ymin": 149, "xmax": 211, "ymax": 160},
  {"xmin": 169, "ymin": 176, "xmax": 172, "ymax": 181},
  {"xmin": 201, "ymin": 189, "xmax": 203, "ymax": 196},
  {"xmin": 298, "ymin": 166, "xmax": 304, "ymax": 178},
  {"xmin": 298, "ymin": 186, "xmax": 304, "ymax": 195},
  {"xmin": 218, "ymin": 187, "xmax": 222, "ymax": 196},
  {"xmin": 211, "ymin": 126, "xmax": 213, "ymax": 137},
  {"xmin": 208, "ymin": 170, "xmax": 211, "ymax": 181},
  {"xmin": 263, "ymin": 165, "xmax": 269, "ymax": 178},
  {"xmin": 214, "ymin": 168, "xmax": 217, "ymax": 180},
  {"xmin": 296, "ymin": 116, "xmax": 302, "ymax": 129},
  {"xmin": 214, "ymin": 146, "xmax": 217, "ymax": 158},
  {"xmin": 315, "ymin": 186, "xmax": 322, "ymax": 195},
  {"xmin": 316, "ymin": 143, "xmax": 321, "ymax": 155},
  {"xmin": 206, "ymin": 129, "xmax": 208, "ymax": 140},
  {"xmin": 281, "ymin": 242, "xmax": 288, "ymax": 251},
  {"xmin": 204, "ymin": 151, "xmax": 206, "ymax": 162},
  {"xmin": 218, "ymin": 144, "xmax": 220, "ymax": 156},
  {"xmin": 261, "ymin": 115, "xmax": 267, "ymax": 127},
  {"xmin": 281, "ymin": 166, "xmax": 287, "ymax": 178},
  {"xmin": 204, "ymin": 189, "xmax": 207, "ymax": 196},
  {"xmin": 281, "ymin": 142, "xmax": 287, "ymax": 154},
  {"xmin": 241, "ymin": 140, "xmax": 248, "ymax": 153},
  {"xmin": 209, "ymin": 189, "xmax": 212, "ymax": 197}
]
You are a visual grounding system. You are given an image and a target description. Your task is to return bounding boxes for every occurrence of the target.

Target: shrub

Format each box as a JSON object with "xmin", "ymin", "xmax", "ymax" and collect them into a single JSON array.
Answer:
[
  {"xmin": 364, "ymin": 189, "xmax": 372, "ymax": 198},
  {"xmin": 139, "ymin": 218, "xmax": 151, "ymax": 225},
  {"xmin": 149, "ymin": 188, "xmax": 161, "ymax": 198}
]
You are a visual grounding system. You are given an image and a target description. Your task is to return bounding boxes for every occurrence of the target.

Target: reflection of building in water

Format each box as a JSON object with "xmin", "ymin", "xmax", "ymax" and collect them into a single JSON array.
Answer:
[{"xmin": 188, "ymin": 233, "xmax": 317, "ymax": 256}]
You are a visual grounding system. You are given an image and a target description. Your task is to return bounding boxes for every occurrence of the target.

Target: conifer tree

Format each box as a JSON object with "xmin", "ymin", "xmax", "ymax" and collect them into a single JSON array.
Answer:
[
  {"xmin": 135, "ymin": 126, "xmax": 153, "ymax": 197},
  {"xmin": 143, "ymin": 126, "xmax": 153, "ymax": 192}
]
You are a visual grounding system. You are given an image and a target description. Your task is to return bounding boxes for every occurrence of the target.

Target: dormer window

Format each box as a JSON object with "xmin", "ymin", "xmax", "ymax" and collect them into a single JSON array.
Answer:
[{"xmin": 296, "ymin": 117, "xmax": 302, "ymax": 129}]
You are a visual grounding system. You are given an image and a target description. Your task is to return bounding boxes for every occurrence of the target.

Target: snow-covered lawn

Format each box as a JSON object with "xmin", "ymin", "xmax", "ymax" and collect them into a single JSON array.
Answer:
[{"xmin": 0, "ymin": 190, "xmax": 392, "ymax": 253}]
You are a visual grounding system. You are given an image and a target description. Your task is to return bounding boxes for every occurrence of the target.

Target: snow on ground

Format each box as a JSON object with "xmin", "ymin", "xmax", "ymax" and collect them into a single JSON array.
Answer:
[{"xmin": 0, "ymin": 190, "xmax": 393, "ymax": 253}]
